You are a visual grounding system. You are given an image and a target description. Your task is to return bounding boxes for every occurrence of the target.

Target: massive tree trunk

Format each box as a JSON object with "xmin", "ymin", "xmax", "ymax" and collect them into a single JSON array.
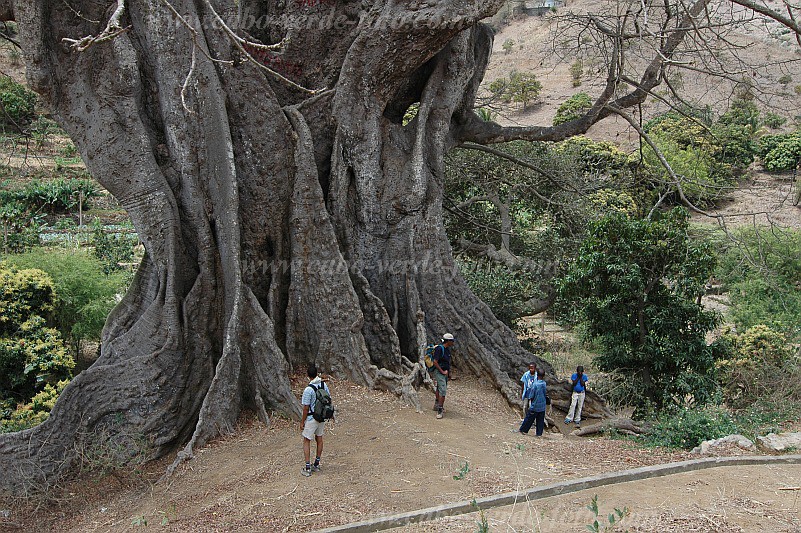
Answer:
[{"xmin": 0, "ymin": 0, "xmax": 610, "ymax": 493}]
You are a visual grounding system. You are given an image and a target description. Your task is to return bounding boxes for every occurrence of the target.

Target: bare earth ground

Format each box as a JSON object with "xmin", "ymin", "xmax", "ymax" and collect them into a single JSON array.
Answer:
[{"xmin": 3, "ymin": 375, "xmax": 799, "ymax": 532}]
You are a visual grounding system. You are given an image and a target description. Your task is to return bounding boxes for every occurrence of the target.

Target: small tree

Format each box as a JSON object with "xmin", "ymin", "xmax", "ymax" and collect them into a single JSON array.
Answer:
[
  {"xmin": 487, "ymin": 71, "xmax": 542, "ymax": 109},
  {"xmin": 553, "ymin": 93, "xmax": 592, "ymax": 125},
  {"xmin": 556, "ymin": 208, "xmax": 721, "ymax": 410}
]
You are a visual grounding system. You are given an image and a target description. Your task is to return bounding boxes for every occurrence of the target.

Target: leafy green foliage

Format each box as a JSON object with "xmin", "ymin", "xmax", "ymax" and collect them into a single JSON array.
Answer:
[
  {"xmin": 641, "ymin": 404, "xmax": 739, "ymax": 449},
  {"xmin": 488, "ymin": 70, "xmax": 542, "ymax": 109},
  {"xmin": 585, "ymin": 494, "xmax": 629, "ymax": 532},
  {"xmin": 716, "ymin": 227, "xmax": 801, "ymax": 336},
  {"xmin": 502, "ymin": 38, "xmax": 515, "ymax": 54},
  {"xmin": 715, "ymin": 325, "xmax": 799, "ymax": 409},
  {"xmin": 4, "ymin": 249, "xmax": 132, "ymax": 349},
  {"xmin": 91, "ymin": 219, "xmax": 137, "ymax": 274},
  {"xmin": 556, "ymin": 209, "xmax": 721, "ymax": 410},
  {"xmin": 0, "ymin": 263, "xmax": 73, "ymax": 408},
  {"xmin": 762, "ymin": 112, "xmax": 786, "ymax": 129},
  {"xmin": 758, "ymin": 131, "xmax": 801, "ymax": 171},
  {"xmin": 0, "ymin": 76, "xmax": 37, "ymax": 130},
  {"xmin": 642, "ymin": 112, "xmax": 744, "ymax": 206},
  {"xmin": 459, "ymin": 259, "xmax": 541, "ymax": 331},
  {"xmin": 0, "ymin": 199, "xmax": 42, "ymax": 252},
  {"xmin": 0, "ymin": 178, "xmax": 99, "ymax": 214},
  {"xmin": 553, "ymin": 93, "xmax": 592, "ymax": 126}
]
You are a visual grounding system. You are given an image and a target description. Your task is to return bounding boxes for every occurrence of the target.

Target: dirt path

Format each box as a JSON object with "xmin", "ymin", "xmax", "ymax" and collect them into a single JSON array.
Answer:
[
  {"xmin": 4, "ymin": 376, "xmax": 796, "ymax": 532},
  {"xmin": 402, "ymin": 463, "xmax": 801, "ymax": 532}
]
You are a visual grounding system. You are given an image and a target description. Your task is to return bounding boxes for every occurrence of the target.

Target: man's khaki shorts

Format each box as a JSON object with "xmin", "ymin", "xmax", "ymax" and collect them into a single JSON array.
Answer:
[
  {"xmin": 432, "ymin": 368, "xmax": 448, "ymax": 396},
  {"xmin": 302, "ymin": 417, "xmax": 325, "ymax": 440}
]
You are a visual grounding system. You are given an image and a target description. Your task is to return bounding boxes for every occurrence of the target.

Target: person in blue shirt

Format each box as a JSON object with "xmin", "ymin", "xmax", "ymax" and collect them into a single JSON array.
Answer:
[
  {"xmin": 519, "ymin": 362, "xmax": 538, "ymax": 418},
  {"xmin": 564, "ymin": 365, "xmax": 588, "ymax": 426},
  {"xmin": 300, "ymin": 364, "xmax": 331, "ymax": 477},
  {"xmin": 519, "ymin": 373, "xmax": 547, "ymax": 436}
]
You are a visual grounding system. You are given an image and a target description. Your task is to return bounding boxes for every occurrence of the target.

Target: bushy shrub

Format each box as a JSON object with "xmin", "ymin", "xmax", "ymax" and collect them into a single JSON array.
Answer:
[
  {"xmin": 642, "ymin": 405, "xmax": 739, "ymax": 449},
  {"xmin": 91, "ymin": 219, "xmax": 138, "ymax": 274},
  {"xmin": 489, "ymin": 70, "xmax": 542, "ymax": 109},
  {"xmin": 1, "ymin": 178, "xmax": 99, "ymax": 214},
  {"xmin": 715, "ymin": 325, "xmax": 798, "ymax": 409},
  {"xmin": 716, "ymin": 227, "xmax": 801, "ymax": 336},
  {"xmin": 5, "ymin": 249, "xmax": 132, "ymax": 348},
  {"xmin": 553, "ymin": 93, "xmax": 592, "ymax": 126},
  {"xmin": 0, "ymin": 76, "xmax": 37, "ymax": 129},
  {"xmin": 459, "ymin": 259, "xmax": 541, "ymax": 330},
  {"xmin": 1, "ymin": 380, "xmax": 69, "ymax": 433},
  {"xmin": 758, "ymin": 131, "xmax": 801, "ymax": 171},
  {"xmin": 0, "ymin": 263, "xmax": 73, "ymax": 403}
]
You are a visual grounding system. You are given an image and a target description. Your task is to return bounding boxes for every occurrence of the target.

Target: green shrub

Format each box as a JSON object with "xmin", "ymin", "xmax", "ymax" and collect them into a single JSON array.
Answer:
[
  {"xmin": 0, "ymin": 263, "xmax": 73, "ymax": 402},
  {"xmin": 553, "ymin": 93, "xmax": 592, "ymax": 126},
  {"xmin": 0, "ymin": 380, "xmax": 69, "ymax": 433},
  {"xmin": 459, "ymin": 259, "xmax": 540, "ymax": 331},
  {"xmin": 1, "ymin": 178, "xmax": 100, "ymax": 214},
  {"xmin": 715, "ymin": 325, "xmax": 798, "ymax": 409},
  {"xmin": 4, "ymin": 249, "xmax": 132, "ymax": 349},
  {"xmin": 641, "ymin": 405, "xmax": 738, "ymax": 449},
  {"xmin": 569, "ymin": 59, "xmax": 583, "ymax": 87},
  {"xmin": 0, "ymin": 77, "xmax": 37, "ymax": 130},
  {"xmin": 91, "ymin": 219, "xmax": 137, "ymax": 274},
  {"xmin": 489, "ymin": 71, "xmax": 542, "ymax": 109},
  {"xmin": 758, "ymin": 131, "xmax": 801, "ymax": 171},
  {"xmin": 717, "ymin": 227, "xmax": 801, "ymax": 336},
  {"xmin": 763, "ymin": 112, "xmax": 787, "ymax": 129}
]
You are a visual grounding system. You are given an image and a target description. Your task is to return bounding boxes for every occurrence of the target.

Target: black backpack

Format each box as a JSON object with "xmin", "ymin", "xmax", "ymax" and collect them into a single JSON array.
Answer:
[{"xmin": 310, "ymin": 382, "xmax": 335, "ymax": 422}]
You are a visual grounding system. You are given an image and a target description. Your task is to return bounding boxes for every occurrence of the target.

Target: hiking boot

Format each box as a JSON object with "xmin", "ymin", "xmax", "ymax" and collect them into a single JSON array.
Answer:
[
  {"xmin": 311, "ymin": 464, "xmax": 321, "ymax": 472},
  {"xmin": 436, "ymin": 411, "xmax": 443, "ymax": 419},
  {"xmin": 301, "ymin": 467, "xmax": 312, "ymax": 477},
  {"xmin": 564, "ymin": 418, "xmax": 571, "ymax": 424},
  {"xmin": 575, "ymin": 421, "xmax": 581, "ymax": 427}
]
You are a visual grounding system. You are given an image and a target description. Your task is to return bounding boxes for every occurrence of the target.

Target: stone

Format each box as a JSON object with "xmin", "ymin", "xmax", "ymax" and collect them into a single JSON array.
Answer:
[
  {"xmin": 756, "ymin": 432, "xmax": 801, "ymax": 453},
  {"xmin": 691, "ymin": 434, "xmax": 756, "ymax": 455}
]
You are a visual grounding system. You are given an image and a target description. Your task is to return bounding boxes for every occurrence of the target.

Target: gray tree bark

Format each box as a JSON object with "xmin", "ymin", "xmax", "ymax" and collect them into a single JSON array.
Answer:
[{"xmin": 0, "ymin": 0, "xmax": 612, "ymax": 493}]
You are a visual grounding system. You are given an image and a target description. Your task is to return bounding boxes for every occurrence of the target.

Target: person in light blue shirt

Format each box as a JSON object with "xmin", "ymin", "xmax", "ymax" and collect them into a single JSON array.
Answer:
[
  {"xmin": 519, "ymin": 362, "xmax": 538, "ymax": 418},
  {"xmin": 300, "ymin": 364, "xmax": 331, "ymax": 477},
  {"xmin": 519, "ymin": 374, "xmax": 547, "ymax": 436},
  {"xmin": 564, "ymin": 365, "xmax": 588, "ymax": 426}
]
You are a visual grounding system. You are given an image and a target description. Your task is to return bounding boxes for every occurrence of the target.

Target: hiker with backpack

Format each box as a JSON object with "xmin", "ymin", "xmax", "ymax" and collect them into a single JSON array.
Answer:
[
  {"xmin": 300, "ymin": 364, "xmax": 335, "ymax": 477},
  {"xmin": 430, "ymin": 333, "xmax": 455, "ymax": 419}
]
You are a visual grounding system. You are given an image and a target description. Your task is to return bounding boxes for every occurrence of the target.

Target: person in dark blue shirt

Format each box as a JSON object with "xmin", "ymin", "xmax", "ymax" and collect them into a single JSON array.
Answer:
[
  {"xmin": 519, "ymin": 374, "xmax": 547, "ymax": 436},
  {"xmin": 565, "ymin": 365, "xmax": 588, "ymax": 426},
  {"xmin": 432, "ymin": 333, "xmax": 455, "ymax": 419}
]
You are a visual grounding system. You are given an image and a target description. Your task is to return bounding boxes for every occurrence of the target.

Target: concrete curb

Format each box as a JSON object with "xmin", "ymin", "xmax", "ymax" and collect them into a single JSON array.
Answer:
[{"xmin": 315, "ymin": 454, "xmax": 801, "ymax": 532}]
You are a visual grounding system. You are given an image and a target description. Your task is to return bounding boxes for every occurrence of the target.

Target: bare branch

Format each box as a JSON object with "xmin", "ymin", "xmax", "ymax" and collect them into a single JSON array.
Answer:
[{"xmin": 62, "ymin": 0, "xmax": 128, "ymax": 52}]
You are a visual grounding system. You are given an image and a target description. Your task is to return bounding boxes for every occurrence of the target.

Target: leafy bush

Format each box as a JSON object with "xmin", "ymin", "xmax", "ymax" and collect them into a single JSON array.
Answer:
[
  {"xmin": 0, "ymin": 76, "xmax": 37, "ymax": 130},
  {"xmin": 763, "ymin": 112, "xmax": 786, "ymax": 129},
  {"xmin": 715, "ymin": 325, "xmax": 799, "ymax": 409},
  {"xmin": 1, "ymin": 178, "xmax": 99, "ymax": 214},
  {"xmin": 556, "ymin": 208, "xmax": 721, "ymax": 410},
  {"xmin": 0, "ymin": 200, "xmax": 42, "ymax": 253},
  {"xmin": 569, "ymin": 59, "xmax": 583, "ymax": 87},
  {"xmin": 91, "ymin": 219, "xmax": 138, "ymax": 274},
  {"xmin": 489, "ymin": 70, "xmax": 542, "ymax": 109},
  {"xmin": 553, "ymin": 93, "xmax": 592, "ymax": 126},
  {"xmin": 641, "ymin": 405, "xmax": 738, "ymax": 449},
  {"xmin": 758, "ymin": 131, "xmax": 801, "ymax": 171},
  {"xmin": 716, "ymin": 227, "xmax": 801, "ymax": 336},
  {"xmin": 1, "ymin": 380, "xmax": 69, "ymax": 433},
  {"xmin": 4, "ymin": 249, "xmax": 132, "ymax": 350},
  {"xmin": 0, "ymin": 263, "xmax": 73, "ymax": 404}
]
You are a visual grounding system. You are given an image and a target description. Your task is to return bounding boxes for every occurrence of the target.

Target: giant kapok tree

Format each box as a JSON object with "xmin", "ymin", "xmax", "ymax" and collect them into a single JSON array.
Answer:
[{"xmin": 1, "ymin": 0, "xmax": 798, "ymax": 493}]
